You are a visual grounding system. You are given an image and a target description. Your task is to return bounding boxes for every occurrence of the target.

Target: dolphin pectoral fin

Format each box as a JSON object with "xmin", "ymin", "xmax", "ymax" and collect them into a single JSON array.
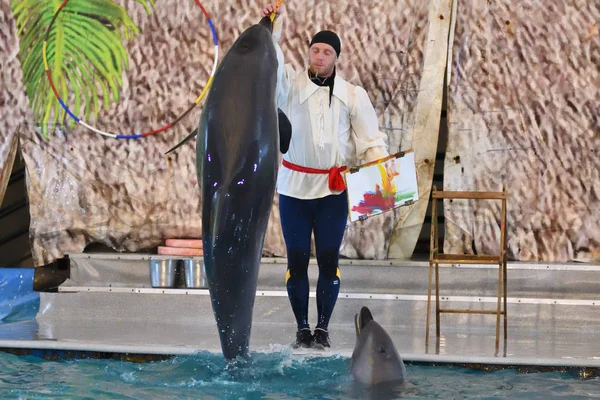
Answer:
[
  {"xmin": 164, "ymin": 128, "xmax": 198, "ymax": 155},
  {"xmin": 278, "ymin": 108, "xmax": 292, "ymax": 154}
]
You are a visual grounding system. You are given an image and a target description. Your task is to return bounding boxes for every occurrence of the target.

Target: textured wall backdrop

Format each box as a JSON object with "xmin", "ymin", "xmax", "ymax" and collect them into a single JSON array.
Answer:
[
  {"xmin": 0, "ymin": 1, "xmax": 31, "ymax": 210},
  {"xmin": 2, "ymin": 0, "xmax": 430, "ymax": 265},
  {"xmin": 0, "ymin": 0, "xmax": 598, "ymax": 266},
  {"xmin": 444, "ymin": 0, "xmax": 600, "ymax": 263}
]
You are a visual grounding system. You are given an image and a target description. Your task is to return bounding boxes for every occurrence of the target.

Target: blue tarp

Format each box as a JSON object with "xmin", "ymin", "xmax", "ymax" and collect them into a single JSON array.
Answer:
[{"xmin": 0, "ymin": 268, "xmax": 39, "ymax": 323}]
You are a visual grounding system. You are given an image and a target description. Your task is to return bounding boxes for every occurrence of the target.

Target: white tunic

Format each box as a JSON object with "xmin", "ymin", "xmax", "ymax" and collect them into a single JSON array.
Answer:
[{"xmin": 273, "ymin": 23, "xmax": 389, "ymax": 200}]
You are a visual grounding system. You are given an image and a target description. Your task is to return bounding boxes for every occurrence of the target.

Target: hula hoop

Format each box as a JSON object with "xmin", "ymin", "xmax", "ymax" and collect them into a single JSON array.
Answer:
[{"xmin": 42, "ymin": 0, "xmax": 218, "ymax": 139}]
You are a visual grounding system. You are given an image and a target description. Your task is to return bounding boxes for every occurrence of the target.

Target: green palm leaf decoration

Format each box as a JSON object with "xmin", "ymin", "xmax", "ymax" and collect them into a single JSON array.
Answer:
[{"xmin": 11, "ymin": 0, "xmax": 156, "ymax": 138}]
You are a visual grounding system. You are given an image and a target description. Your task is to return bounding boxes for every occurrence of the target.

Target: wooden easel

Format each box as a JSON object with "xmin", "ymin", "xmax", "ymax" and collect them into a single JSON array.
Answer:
[{"xmin": 425, "ymin": 186, "xmax": 508, "ymax": 353}]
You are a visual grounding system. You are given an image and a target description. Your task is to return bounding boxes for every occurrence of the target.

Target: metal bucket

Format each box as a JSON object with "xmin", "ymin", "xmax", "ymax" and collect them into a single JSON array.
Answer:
[
  {"xmin": 183, "ymin": 259, "xmax": 207, "ymax": 289},
  {"xmin": 149, "ymin": 259, "xmax": 178, "ymax": 288}
]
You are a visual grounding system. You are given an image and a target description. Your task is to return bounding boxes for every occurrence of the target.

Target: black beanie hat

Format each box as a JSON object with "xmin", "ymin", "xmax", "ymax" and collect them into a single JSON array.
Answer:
[{"xmin": 309, "ymin": 30, "xmax": 341, "ymax": 57}]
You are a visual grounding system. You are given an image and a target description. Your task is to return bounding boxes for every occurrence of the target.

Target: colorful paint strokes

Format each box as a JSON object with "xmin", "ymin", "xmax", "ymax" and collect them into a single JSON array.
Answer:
[{"xmin": 345, "ymin": 152, "xmax": 419, "ymax": 222}]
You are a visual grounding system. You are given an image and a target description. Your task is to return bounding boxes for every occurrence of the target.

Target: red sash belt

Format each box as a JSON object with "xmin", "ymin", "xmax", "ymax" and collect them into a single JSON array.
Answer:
[{"xmin": 282, "ymin": 159, "xmax": 347, "ymax": 191}]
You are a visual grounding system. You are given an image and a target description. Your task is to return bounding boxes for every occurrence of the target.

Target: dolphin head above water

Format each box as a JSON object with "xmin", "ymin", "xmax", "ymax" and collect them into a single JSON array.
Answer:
[{"xmin": 350, "ymin": 307, "xmax": 407, "ymax": 386}]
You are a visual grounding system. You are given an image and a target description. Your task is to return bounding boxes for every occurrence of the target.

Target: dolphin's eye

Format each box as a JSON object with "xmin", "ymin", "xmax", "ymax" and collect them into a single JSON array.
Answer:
[{"xmin": 377, "ymin": 347, "xmax": 386, "ymax": 354}]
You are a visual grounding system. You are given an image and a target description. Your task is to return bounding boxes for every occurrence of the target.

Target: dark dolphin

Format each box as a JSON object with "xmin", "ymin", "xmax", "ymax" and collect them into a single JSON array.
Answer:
[
  {"xmin": 350, "ymin": 307, "xmax": 407, "ymax": 385},
  {"xmin": 168, "ymin": 16, "xmax": 291, "ymax": 360}
]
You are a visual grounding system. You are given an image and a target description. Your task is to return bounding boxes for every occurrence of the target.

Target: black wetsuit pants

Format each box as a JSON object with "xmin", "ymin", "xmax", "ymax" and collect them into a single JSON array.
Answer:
[{"xmin": 279, "ymin": 192, "xmax": 348, "ymax": 331}]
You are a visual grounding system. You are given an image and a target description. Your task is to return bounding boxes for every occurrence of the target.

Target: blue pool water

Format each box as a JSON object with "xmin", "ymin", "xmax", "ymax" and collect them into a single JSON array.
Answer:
[
  {"xmin": 0, "ymin": 349, "xmax": 599, "ymax": 399},
  {"xmin": 0, "ymin": 270, "xmax": 599, "ymax": 399},
  {"xmin": 0, "ymin": 268, "xmax": 39, "ymax": 324}
]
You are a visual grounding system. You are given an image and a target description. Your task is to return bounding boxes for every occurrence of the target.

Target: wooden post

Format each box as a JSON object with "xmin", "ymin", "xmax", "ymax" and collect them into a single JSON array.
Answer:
[
  {"xmin": 425, "ymin": 186, "xmax": 438, "ymax": 347},
  {"xmin": 433, "ymin": 193, "xmax": 440, "ymax": 338},
  {"xmin": 502, "ymin": 189, "xmax": 508, "ymax": 341},
  {"xmin": 0, "ymin": 124, "xmax": 19, "ymax": 208},
  {"xmin": 388, "ymin": 0, "xmax": 454, "ymax": 259}
]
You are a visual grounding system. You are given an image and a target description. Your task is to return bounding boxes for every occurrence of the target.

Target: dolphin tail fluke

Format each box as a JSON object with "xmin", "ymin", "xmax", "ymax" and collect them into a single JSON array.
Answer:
[
  {"xmin": 164, "ymin": 128, "xmax": 198, "ymax": 155},
  {"xmin": 278, "ymin": 108, "xmax": 292, "ymax": 154}
]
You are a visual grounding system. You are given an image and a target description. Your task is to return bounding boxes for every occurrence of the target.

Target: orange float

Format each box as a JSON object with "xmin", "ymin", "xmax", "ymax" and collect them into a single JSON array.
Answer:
[
  {"xmin": 158, "ymin": 246, "xmax": 204, "ymax": 256},
  {"xmin": 165, "ymin": 239, "xmax": 203, "ymax": 249}
]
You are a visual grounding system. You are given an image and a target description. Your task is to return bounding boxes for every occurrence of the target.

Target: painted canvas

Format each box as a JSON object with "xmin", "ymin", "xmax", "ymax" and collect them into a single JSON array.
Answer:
[{"xmin": 345, "ymin": 152, "xmax": 419, "ymax": 222}]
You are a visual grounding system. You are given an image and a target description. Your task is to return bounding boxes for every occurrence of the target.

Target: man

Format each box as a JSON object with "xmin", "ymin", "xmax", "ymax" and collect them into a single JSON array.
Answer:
[{"xmin": 261, "ymin": 3, "xmax": 389, "ymax": 349}]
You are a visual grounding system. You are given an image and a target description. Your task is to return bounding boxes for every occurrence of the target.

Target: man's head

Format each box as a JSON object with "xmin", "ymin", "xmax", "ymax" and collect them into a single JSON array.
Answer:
[{"xmin": 309, "ymin": 30, "xmax": 341, "ymax": 78}]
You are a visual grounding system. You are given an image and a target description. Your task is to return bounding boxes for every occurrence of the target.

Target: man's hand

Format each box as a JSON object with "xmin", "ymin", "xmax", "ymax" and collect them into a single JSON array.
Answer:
[{"xmin": 261, "ymin": 3, "xmax": 286, "ymax": 19}]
